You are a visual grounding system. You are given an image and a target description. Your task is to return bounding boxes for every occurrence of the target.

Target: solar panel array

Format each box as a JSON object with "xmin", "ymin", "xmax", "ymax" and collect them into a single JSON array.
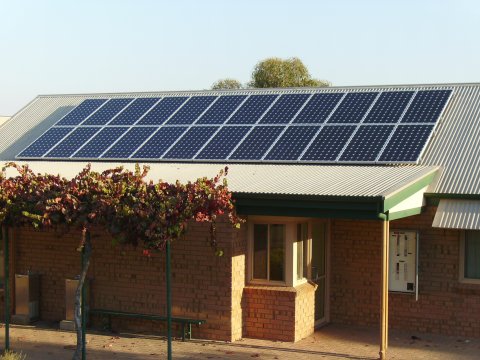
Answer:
[{"xmin": 17, "ymin": 89, "xmax": 452, "ymax": 164}]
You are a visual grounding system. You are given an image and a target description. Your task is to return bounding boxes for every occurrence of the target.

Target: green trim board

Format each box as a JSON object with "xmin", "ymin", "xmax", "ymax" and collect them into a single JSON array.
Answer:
[
  {"xmin": 234, "ymin": 168, "xmax": 438, "ymax": 221},
  {"xmin": 382, "ymin": 169, "xmax": 439, "ymax": 212}
]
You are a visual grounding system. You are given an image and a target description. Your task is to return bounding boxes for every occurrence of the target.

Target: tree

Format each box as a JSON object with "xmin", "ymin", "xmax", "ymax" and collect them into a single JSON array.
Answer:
[
  {"xmin": 249, "ymin": 57, "xmax": 330, "ymax": 88},
  {"xmin": 0, "ymin": 163, "xmax": 241, "ymax": 360},
  {"xmin": 211, "ymin": 78, "xmax": 243, "ymax": 90}
]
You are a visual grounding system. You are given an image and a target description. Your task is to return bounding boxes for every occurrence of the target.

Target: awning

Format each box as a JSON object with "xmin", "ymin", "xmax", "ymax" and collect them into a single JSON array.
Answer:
[{"xmin": 432, "ymin": 199, "xmax": 480, "ymax": 230}]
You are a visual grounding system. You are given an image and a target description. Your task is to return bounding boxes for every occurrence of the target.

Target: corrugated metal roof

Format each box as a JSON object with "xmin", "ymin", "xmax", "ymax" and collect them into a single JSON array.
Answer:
[
  {"xmin": 5, "ymin": 161, "xmax": 438, "ymax": 198},
  {"xmin": 432, "ymin": 199, "xmax": 480, "ymax": 230},
  {"xmin": 1, "ymin": 83, "xmax": 479, "ymax": 195}
]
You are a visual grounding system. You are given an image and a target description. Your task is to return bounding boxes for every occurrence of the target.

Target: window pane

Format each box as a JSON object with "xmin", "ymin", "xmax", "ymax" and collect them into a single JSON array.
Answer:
[
  {"xmin": 253, "ymin": 224, "xmax": 268, "ymax": 279},
  {"xmin": 270, "ymin": 224, "xmax": 285, "ymax": 281},
  {"xmin": 465, "ymin": 231, "xmax": 480, "ymax": 279},
  {"xmin": 296, "ymin": 223, "xmax": 308, "ymax": 280}
]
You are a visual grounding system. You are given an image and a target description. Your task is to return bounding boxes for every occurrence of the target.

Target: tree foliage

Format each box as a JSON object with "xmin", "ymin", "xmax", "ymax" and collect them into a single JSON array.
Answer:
[
  {"xmin": 0, "ymin": 162, "xmax": 241, "ymax": 359},
  {"xmin": 211, "ymin": 78, "xmax": 243, "ymax": 90},
  {"xmin": 249, "ymin": 57, "xmax": 330, "ymax": 88}
]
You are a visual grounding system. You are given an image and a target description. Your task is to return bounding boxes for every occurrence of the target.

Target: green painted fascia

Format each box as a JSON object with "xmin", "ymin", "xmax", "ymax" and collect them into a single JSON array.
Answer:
[
  {"xmin": 234, "ymin": 193, "xmax": 384, "ymax": 220},
  {"xmin": 424, "ymin": 193, "xmax": 480, "ymax": 206},
  {"xmin": 382, "ymin": 170, "xmax": 438, "ymax": 212},
  {"xmin": 237, "ymin": 205, "xmax": 383, "ymax": 220},
  {"xmin": 388, "ymin": 207, "xmax": 423, "ymax": 221}
]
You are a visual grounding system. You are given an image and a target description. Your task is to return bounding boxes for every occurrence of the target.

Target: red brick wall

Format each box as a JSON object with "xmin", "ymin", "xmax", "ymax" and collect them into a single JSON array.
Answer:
[
  {"xmin": 4, "ymin": 217, "xmax": 246, "ymax": 341},
  {"xmin": 330, "ymin": 218, "xmax": 383, "ymax": 326},
  {"xmin": 330, "ymin": 207, "xmax": 480, "ymax": 338},
  {"xmin": 243, "ymin": 283, "xmax": 315, "ymax": 342},
  {"xmin": 390, "ymin": 206, "xmax": 480, "ymax": 338}
]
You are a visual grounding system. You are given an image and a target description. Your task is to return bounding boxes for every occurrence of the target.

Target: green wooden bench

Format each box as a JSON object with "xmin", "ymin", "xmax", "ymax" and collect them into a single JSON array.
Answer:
[{"xmin": 89, "ymin": 309, "xmax": 206, "ymax": 341}]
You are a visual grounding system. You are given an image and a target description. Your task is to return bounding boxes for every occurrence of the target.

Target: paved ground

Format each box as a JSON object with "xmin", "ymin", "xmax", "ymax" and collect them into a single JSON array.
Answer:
[{"xmin": 2, "ymin": 323, "xmax": 480, "ymax": 359}]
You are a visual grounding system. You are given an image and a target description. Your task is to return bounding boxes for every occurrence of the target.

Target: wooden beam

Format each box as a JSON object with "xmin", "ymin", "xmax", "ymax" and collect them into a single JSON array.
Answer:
[{"xmin": 379, "ymin": 220, "xmax": 389, "ymax": 359}]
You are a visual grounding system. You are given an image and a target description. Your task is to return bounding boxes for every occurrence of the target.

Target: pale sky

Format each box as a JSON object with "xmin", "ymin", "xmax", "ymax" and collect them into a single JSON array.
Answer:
[{"xmin": 1, "ymin": 0, "xmax": 479, "ymax": 115}]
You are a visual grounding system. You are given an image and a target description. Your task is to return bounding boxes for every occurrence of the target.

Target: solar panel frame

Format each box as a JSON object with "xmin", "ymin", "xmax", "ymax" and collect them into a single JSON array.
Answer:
[
  {"xmin": 376, "ymin": 124, "xmax": 435, "ymax": 163},
  {"xmin": 226, "ymin": 94, "xmax": 279, "ymax": 124},
  {"xmin": 44, "ymin": 127, "xmax": 101, "ymax": 158},
  {"xmin": 195, "ymin": 125, "xmax": 251, "ymax": 160},
  {"xmin": 72, "ymin": 127, "xmax": 130, "ymax": 159},
  {"xmin": 137, "ymin": 96, "xmax": 189, "ymax": 125},
  {"xmin": 81, "ymin": 98, "xmax": 135, "ymax": 126},
  {"xmin": 17, "ymin": 127, "xmax": 76, "ymax": 158},
  {"xmin": 101, "ymin": 126, "xmax": 158, "ymax": 159},
  {"xmin": 195, "ymin": 95, "xmax": 248, "ymax": 125},
  {"xmin": 55, "ymin": 99, "xmax": 108, "ymax": 126},
  {"xmin": 166, "ymin": 96, "xmax": 218, "ymax": 125},
  {"xmin": 130, "ymin": 126, "xmax": 189, "ymax": 160},
  {"xmin": 400, "ymin": 89, "xmax": 453, "ymax": 124},
  {"xmin": 108, "ymin": 97, "xmax": 161, "ymax": 125},
  {"xmin": 15, "ymin": 88, "xmax": 454, "ymax": 164},
  {"xmin": 259, "ymin": 94, "xmax": 311, "ymax": 124}
]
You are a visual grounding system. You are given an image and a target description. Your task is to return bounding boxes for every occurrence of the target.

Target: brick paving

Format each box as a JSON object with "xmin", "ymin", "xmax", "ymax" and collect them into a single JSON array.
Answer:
[{"xmin": 2, "ymin": 323, "xmax": 480, "ymax": 359}]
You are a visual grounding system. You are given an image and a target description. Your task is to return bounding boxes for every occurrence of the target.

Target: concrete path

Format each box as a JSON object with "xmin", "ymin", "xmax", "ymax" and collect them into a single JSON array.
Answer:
[{"xmin": 2, "ymin": 323, "xmax": 479, "ymax": 359}]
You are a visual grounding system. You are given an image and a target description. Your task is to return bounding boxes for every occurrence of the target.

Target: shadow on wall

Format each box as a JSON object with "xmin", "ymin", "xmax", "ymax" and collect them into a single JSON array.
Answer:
[{"xmin": 1, "ymin": 106, "xmax": 74, "ymax": 160}]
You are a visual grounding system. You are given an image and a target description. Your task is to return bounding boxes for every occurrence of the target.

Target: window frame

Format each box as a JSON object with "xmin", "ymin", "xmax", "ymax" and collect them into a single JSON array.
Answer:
[
  {"xmin": 248, "ymin": 216, "xmax": 311, "ymax": 287},
  {"xmin": 459, "ymin": 230, "xmax": 480, "ymax": 284}
]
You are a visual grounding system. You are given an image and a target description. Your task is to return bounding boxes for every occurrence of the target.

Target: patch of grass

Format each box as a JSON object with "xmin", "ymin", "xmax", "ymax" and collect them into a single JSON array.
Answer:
[{"xmin": 0, "ymin": 350, "xmax": 26, "ymax": 360}]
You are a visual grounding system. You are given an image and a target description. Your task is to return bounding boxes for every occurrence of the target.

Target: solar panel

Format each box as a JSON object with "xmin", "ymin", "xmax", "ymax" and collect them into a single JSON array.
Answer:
[
  {"xmin": 196, "ymin": 126, "xmax": 250, "ymax": 160},
  {"xmin": 166, "ymin": 96, "xmax": 217, "ymax": 125},
  {"xmin": 340, "ymin": 125, "xmax": 394, "ymax": 161},
  {"xmin": 229, "ymin": 126, "xmax": 284, "ymax": 160},
  {"xmin": 102, "ymin": 127, "xmax": 157, "ymax": 159},
  {"xmin": 363, "ymin": 91, "xmax": 414, "ymax": 124},
  {"xmin": 328, "ymin": 92, "xmax": 378, "ymax": 124},
  {"xmin": 401, "ymin": 90, "xmax": 452, "ymax": 123},
  {"xmin": 137, "ymin": 97, "xmax": 188, "ymax": 125},
  {"xmin": 301, "ymin": 126, "xmax": 356, "ymax": 161},
  {"xmin": 227, "ymin": 95, "xmax": 278, "ymax": 124},
  {"xmin": 163, "ymin": 126, "xmax": 218, "ymax": 159},
  {"xmin": 109, "ymin": 98, "xmax": 160, "ymax": 125},
  {"xmin": 293, "ymin": 93, "xmax": 344, "ymax": 124},
  {"xmin": 259, "ymin": 94, "xmax": 310, "ymax": 124},
  {"xmin": 378, "ymin": 125, "xmax": 434, "ymax": 162},
  {"xmin": 73, "ymin": 127, "xmax": 128, "ymax": 158},
  {"xmin": 132, "ymin": 127, "xmax": 188, "ymax": 159},
  {"xmin": 56, "ymin": 99, "xmax": 107, "ymax": 126},
  {"xmin": 45, "ymin": 127, "xmax": 100, "ymax": 158},
  {"xmin": 265, "ymin": 126, "xmax": 319, "ymax": 160},
  {"xmin": 82, "ymin": 98, "xmax": 133, "ymax": 126},
  {"xmin": 196, "ymin": 95, "xmax": 247, "ymax": 124},
  {"xmin": 16, "ymin": 88, "xmax": 453, "ymax": 164},
  {"xmin": 18, "ymin": 127, "xmax": 74, "ymax": 157}
]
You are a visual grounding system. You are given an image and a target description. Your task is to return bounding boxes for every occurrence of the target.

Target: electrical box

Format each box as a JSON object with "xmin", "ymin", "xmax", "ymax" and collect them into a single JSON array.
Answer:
[{"xmin": 389, "ymin": 230, "xmax": 418, "ymax": 294}]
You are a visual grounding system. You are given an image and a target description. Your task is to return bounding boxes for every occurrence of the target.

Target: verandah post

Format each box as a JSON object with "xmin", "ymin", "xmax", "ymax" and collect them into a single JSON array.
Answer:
[
  {"xmin": 81, "ymin": 243, "xmax": 87, "ymax": 360},
  {"xmin": 379, "ymin": 219, "xmax": 389, "ymax": 360},
  {"xmin": 3, "ymin": 226, "xmax": 10, "ymax": 352},
  {"xmin": 166, "ymin": 240, "xmax": 172, "ymax": 360}
]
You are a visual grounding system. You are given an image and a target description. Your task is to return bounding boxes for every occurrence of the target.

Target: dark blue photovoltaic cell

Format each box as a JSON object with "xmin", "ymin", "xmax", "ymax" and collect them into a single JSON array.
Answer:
[
  {"xmin": 82, "ymin": 98, "xmax": 133, "ymax": 125},
  {"xmin": 265, "ymin": 126, "xmax": 320, "ymax": 160},
  {"xmin": 260, "ymin": 94, "xmax": 310, "ymax": 124},
  {"xmin": 229, "ymin": 126, "xmax": 284, "ymax": 160},
  {"xmin": 18, "ymin": 127, "xmax": 74, "ymax": 157},
  {"xmin": 196, "ymin": 95, "xmax": 247, "ymax": 124},
  {"xmin": 163, "ymin": 126, "xmax": 218, "ymax": 159},
  {"xmin": 44, "ymin": 127, "xmax": 100, "ymax": 158},
  {"xmin": 301, "ymin": 126, "xmax": 356, "ymax": 161},
  {"xmin": 102, "ymin": 127, "xmax": 157, "ymax": 158},
  {"xmin": 379, "ymin": 125, "xmax": 434, "ymax": 162},
  {"xmin": 293, "ymin": 93, "xmax": 344, "ymax": 124},
  {"xmin": 328, "ymin": 92, "xmax": 378, "ymax": 124},
  {"xmin": 227, "ymin": 95, "xmax": 278, "ymax": 124},
  {"xmin": 138, "ymin": 97, "xmax": 188, "ymax": 125},
  {"xmin": 196, "ymin": 126, "xmax": 250, "ymax": 160},
  {"xmin": 166, "ymin": 96, "xmax": 217, "ymax": 125},
  {"xmin": 340, "ymin": 125, "xmax": 394, "ymax": 161},
  {"xmin": 363, "ymin": 91, "xmax": 414, "ymax": 123},
  {"xmin": 56, "ymin": 99, "xmax": 107, "ymax": 126},
  {"xmin": 109, "ymin": 98, "xmax": 160, "ymax": 125},
  {"xmin": 73, "ymin": 127, "xmax": 128, "ymax": 158},
  {"xmin": 132, "ymin": 127, "xmax": 188, "ymax": 159},
  {"xmin": 401, "ymin": 90, "xmax": 452, "ymax": 123}
]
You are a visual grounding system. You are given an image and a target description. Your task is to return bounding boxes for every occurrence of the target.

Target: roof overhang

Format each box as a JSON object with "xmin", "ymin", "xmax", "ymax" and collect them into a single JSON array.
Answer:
[
  {"xmin": 432, "ymin": 199, "xmax": 480, "ymax": 230},
  {"xmin": 3, "ymin": 161, "xmax": 440, "ymax": 221}
]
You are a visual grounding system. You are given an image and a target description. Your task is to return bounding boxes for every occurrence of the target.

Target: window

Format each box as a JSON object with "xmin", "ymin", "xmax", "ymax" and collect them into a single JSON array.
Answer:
[
  {"xmin": 253, "ymin": 224, "xmax": 285, "ymax": 282},
  {"xmin": 296, "ymin": 223, "xmax": 308, "ymax": 280},
  {"xmin": 463, "ymin": 230, "xmax": 480, "ymax": 280}
]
